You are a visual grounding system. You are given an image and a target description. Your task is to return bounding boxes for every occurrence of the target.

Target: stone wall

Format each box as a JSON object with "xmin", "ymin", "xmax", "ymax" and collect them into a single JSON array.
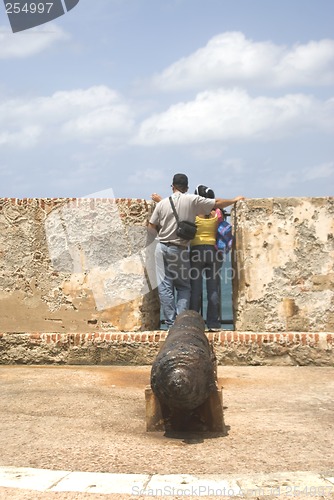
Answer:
[
  {"xmin": 0, "ymin": 197, "xmax": 160, "ymax": 333},
  {"xmin": 0, "ymin": 196, "xmax": 333, "ymax": 366},
  {"xmin": 232, "ymin": 197, "xmax": 334, "ymax": 332},
  {"xmin": 0, "ymin": 331, "xmax": 332, "ymax": 366}
]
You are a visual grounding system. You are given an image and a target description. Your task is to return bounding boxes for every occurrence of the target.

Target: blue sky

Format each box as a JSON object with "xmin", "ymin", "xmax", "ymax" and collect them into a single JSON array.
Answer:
[{"xmin": 1, "ymin": 0, "xmax": 333, "ymax": 200}]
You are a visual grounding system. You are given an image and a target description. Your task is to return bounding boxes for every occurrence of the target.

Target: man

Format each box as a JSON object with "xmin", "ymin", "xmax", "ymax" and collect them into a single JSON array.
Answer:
[{"xmin": 148, "ymin": 173, "xmax": 244, "ymax": 328}]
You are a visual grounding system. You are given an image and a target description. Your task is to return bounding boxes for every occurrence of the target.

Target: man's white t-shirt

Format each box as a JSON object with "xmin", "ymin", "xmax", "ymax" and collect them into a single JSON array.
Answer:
[{"xmin": 150, "ymin": 192, "xmax": 215, "ymax": 246}]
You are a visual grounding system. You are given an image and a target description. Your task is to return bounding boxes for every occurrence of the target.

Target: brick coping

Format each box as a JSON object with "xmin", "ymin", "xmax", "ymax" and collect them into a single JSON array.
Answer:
[
  {"xmin": 0, "ymin": 331, "xmax": 333, "ymax": 346},
  {"xmin": 1, "ymin": 331, "xmax": 333, "ymax": 366}
]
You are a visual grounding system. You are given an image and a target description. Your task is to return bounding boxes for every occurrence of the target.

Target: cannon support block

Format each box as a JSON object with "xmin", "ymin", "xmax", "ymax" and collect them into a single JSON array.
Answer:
[{"xmin": 145, "ymin": 384, "xmax": 224, "ymax": 432}]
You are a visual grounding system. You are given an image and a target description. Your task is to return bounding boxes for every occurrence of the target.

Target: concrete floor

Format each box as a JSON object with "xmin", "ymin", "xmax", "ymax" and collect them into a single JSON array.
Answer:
[{"xmin": 0, "ymin": 365, "xmax": 333, "ymax": 499}]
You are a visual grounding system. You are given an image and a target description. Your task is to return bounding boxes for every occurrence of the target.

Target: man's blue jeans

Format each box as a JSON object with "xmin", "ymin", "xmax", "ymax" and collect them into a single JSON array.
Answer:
[{"xmin": 155, "ymin": 242, "xmax": 191, "ymax": 328}]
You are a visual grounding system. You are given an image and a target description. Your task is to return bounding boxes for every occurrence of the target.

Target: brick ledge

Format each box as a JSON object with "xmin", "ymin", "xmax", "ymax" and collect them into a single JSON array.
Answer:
[
  {"xmin": 0, "ymin": 331, "xmax": 332, "ymax": 345},
  {"xmin": 0, "ymin": 331, "xmax": 333, "ymax": 366}
]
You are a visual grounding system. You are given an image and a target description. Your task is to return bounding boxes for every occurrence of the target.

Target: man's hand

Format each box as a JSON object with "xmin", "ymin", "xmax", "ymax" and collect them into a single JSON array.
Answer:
[
  {"xmin": 151, "ymin": 193, "xmax": 162, "ymax": 203},
  {"xmin": 233, "ymin": 196, "xmax": 245, "ymax": 203}
]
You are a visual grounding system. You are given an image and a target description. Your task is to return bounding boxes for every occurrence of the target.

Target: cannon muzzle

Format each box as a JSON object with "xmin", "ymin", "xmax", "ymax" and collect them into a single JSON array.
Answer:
[{"xmin": 151, "ymin": 310, "xmax": 217, "ymax": 410}]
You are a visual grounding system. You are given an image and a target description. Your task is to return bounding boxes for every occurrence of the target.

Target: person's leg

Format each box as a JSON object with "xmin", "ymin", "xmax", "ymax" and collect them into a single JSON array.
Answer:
[
  {"xmin": 172, "ymin": 246, "xmax": 191, "ymax": 315},
  {"xmin": 155, "ymin": 243, "xmax": 176, "ymax": 328},
  {"xmin": 204, "ymin": 247, "xmax": 222, "ymax": 330},
  {"xmin": 189, "ymin": 246, "xmax": 204, "ymax": 313}
]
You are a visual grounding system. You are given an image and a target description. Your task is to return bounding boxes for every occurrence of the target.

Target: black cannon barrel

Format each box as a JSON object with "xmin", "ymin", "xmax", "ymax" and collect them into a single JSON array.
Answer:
[{"xmin": 151, "ymin": 310, "xmax": 217, "ymax": 411}]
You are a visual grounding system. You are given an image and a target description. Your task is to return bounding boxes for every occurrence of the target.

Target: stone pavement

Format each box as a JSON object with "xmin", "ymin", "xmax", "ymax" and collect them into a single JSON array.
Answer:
[
  {"xmin": 0, "ymin": 365, "xmax": 333, "ymax": 498},
  {"xmin": 0, "ymin": 466, "xmax": 334, "ymax": 497}
]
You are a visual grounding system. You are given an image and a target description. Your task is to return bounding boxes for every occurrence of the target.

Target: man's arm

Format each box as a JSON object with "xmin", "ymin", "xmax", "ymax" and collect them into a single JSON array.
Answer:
[
  {"xmin": 214, "ymin": 196, "xmax": 245, "ymax": 209},
  {"xmin": 148, "ymin": 222, "xmax": 159, "ymax": 233},
  {"xmin": 146, "ymin": 222, "xmax": 159, "ymax": 245}
]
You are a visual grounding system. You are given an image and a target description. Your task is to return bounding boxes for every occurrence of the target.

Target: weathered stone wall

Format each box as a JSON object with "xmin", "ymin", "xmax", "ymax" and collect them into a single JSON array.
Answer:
[
  {"xmin": 0, "ymin": 331, "xmax": 332, "ymax": 366},
  {"xmin": 0, "ymin": 198, "xmax": 160, "ymax": 333},
  {"xmin": 1, "ymin": 196, "xmax": 333, "ymax": 366},
  {"xmin": 232, "ymin": 197, "xmax": 334, "ymax": 332}
]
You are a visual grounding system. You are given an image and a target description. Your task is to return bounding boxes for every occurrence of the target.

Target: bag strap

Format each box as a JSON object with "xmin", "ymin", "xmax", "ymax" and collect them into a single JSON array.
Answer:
[{"xmin": 169, "ymin": 196, "xmax": 179, "ymax": 223}]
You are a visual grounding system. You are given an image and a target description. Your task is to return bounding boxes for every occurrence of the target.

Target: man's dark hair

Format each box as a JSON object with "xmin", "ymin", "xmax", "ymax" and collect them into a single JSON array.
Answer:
[{"xmin": 172, "ymin": 173, "xmax": 188, "ymax": 192}]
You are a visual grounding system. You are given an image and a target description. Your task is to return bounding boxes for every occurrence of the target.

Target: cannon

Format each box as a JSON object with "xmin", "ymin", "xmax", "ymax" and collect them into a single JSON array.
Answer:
[{"xmin": 145, "ymin": 310, "xmax": 224, "ymax": 433}]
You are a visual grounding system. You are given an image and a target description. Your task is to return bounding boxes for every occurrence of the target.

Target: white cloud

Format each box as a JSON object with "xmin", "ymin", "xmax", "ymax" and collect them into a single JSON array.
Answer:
[
  {"xmin": 263, "ymin": 171, "xmax": 299, "ymax": 191},
  {"xmin": 190, "ymin": 144, "xmax": 227, "ymax": 160},
  {"xmin": 134, "ymin": 88, "xmax": 334, "ymax": 146},
  {"xmin": 221, "ymin": 157, "xmax": 244, "ymax": 174},
  {"xmin": 257, "ymin": 161, "xmax": 334, "ymax": 192},
  {"xmin": 0, "ymin": 126, "xmax": 41, "ymax": 147},
  {"xmin": 0, "ymin": 86, "xmax": 134, "ymax": 148},
  {"xmin": 304, "ymin": 161, "xmax": 334, "ymax": 181},
  {"xmin": 152, "ymin": 32, "xmax": 334, "ymax": 91},
  {"xmin": 275, "ymin": 39, "xmax": 334, "ymax": 86},
  {"xmin": 128, "ymin": 168, "xmax": 166, "ymax": 185},
  {"xmin": 0, "ymin": 24, "xmax": 69, "ymax": 59},
  {"xmin": 59, "ymin": 86, "xmax": 133, "ymax": 139}
]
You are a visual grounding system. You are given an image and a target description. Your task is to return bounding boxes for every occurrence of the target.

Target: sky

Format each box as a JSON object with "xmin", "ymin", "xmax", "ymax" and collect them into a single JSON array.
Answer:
[{"xmin": 0, "ymin": 0, "xmax": 334, "ymax": 200}]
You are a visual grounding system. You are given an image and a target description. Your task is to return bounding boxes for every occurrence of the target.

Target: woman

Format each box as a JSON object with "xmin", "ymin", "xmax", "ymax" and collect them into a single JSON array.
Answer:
[{"xmin": 189, "ymin": 185, "xmax": 223, "ymax": 331}]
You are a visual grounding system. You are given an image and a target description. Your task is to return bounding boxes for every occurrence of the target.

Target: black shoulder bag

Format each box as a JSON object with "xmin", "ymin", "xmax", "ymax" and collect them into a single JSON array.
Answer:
[{"xmin": 169, "ymin": 196, "xmax": 197, "ymax": 240}]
